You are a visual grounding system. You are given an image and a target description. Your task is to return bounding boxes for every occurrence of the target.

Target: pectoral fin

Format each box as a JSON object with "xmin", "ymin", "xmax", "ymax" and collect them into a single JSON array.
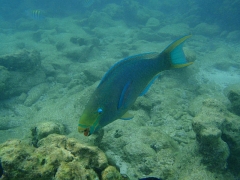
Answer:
[{"xmin": 118, "ymin": 80, "xmax": 132, "ymax": 109}]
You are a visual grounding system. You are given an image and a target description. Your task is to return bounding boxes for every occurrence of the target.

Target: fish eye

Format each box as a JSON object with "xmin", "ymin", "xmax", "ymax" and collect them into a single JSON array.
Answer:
[{"xmin": 97, "ymin": 108, "xmax": 103, "ymax": 114}]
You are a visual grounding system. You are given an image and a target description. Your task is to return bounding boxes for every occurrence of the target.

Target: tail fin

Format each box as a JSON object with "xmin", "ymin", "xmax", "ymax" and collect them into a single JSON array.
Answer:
[{"xmin": 162, "ymin": 35, "xmax": 193, "ymax": 68}]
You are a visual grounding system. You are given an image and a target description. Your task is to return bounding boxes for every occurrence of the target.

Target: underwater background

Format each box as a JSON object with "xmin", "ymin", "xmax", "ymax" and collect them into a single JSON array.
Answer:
[{"xmin": 0, "ymin": 0, "xmax": 240, "ymax": 179}]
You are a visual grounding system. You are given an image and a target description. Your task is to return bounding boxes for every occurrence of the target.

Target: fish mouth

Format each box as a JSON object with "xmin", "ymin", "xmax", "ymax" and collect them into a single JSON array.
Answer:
[
  {"xmin": 78, "ymin": 126, "xmax": 91, "ymax": 136},
  {"xmin": 83, "ymin": 128, "xmax": 91, "ymax": 136}
]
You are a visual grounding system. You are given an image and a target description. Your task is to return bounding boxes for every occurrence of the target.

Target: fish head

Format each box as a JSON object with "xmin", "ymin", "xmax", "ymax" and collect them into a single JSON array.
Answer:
[{"xmin": 78, "ymin": 104, "xmax": 104, "ymax": 136}]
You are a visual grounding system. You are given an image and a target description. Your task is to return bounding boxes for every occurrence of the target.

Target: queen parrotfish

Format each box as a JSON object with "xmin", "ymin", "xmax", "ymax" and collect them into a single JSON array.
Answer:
[{"xmin": 78, "ymin": 35, "xmax": 193, "ymax": 136}]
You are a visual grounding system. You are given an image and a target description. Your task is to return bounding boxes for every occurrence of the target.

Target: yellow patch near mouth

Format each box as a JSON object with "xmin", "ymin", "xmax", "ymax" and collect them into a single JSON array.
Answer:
[{"xmin": 78, "ymin": 126, "xmax": 87, "ymax": 132}]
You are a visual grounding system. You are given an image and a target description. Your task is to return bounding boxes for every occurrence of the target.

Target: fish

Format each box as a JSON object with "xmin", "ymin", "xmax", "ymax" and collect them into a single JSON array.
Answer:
[
  {"xmin": 0, "ymin": 160, "xmax": 3, "ymax": 178},
  {"xmin": 25, "ymin": 10, "xmax": 45, "ymax": 20},
  {"xmin": 78, "ymin": 35, "xmax": 193, "ymax": 136},
  {"xmin": 139, "ymin": 177, "xmax": 162, "ymax": 180}
]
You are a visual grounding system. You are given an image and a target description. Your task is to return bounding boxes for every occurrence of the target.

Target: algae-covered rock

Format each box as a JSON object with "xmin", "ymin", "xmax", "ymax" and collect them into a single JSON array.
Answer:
[
  {"xmin": 192, "ymin": 99, "xmax": 229, "ymax": 170},
  {"xmin": 54, "ymin": 161, "xmax": 99, "ymax": 180},
  {"xmin": 0, "ymin": 50, "xmax": 46, "ymax": 100},
  {"xmin": 2, "ymin": 70, "xmax": 46, "ymax": 100},
  {"xmin": 102, "ymin": 166, "xmax": 123, "ymax": 180},
  {"xmin": 0, "ymin": 134, "xmax": 123, "ymax": 180},
  {"xmin": 0, "ymin": 50, "xmax": 41, "ymax": 72},
  {"xmin": 31, "ymin": 121, "xmax": 65, "ymax": 146},
  {"xmin": 222, "ymin": 115, "xmax": 240, "ymax": 175},
  {"xmin": 227, "ymin": 89, "xmax": 240, "ymax": 116}
]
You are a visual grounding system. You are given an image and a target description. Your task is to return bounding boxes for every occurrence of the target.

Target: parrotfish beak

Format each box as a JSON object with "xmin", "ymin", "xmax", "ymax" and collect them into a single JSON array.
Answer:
[
  {"xmin": 78, "ymin": 126, "xmax": 91, "ymax": 136},
  {"xmin": 84, "ymin": 128, "xmax": 91, "ymax": 136}
]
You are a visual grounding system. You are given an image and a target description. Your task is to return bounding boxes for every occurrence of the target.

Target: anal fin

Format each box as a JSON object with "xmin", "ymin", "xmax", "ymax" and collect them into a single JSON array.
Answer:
[{"xmin": 120, "ymin": 111, "xmax": 134, "ymax": 120}]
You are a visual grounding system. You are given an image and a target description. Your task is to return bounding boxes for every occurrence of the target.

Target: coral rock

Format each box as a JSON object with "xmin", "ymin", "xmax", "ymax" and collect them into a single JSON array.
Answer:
[
  {"xmin": 31, "ymin": 121, "xmax": 65, "ymax": 146},
  {"xmin": 192, "ymin": 99, "xmax": 229, "ymax": 170},
  {"xmin": 102, "ymin": 166, "xmax": 123, "ymax": 180},
  {"xmin": 0, "ymin": 134, "xmax": 115, "ymax": 180}
]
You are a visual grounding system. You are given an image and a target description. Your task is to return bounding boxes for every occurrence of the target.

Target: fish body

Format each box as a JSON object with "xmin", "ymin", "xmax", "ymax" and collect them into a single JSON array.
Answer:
[
  {"xmin": 25, "ymin": 10, "xmax": 45, "ymax": 20},
  {"xmin": 78, "ymin": 35, "xmax": 192, "ymax": 136}
]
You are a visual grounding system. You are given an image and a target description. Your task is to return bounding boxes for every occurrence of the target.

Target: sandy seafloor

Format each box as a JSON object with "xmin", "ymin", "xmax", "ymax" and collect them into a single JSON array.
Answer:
[{"xmin": 0, "ymin": 1, "xmax": 240, "ymax": 180}]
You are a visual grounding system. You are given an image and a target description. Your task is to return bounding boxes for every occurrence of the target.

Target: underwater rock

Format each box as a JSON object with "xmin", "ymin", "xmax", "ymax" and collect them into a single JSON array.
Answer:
[
  {"xmin": 24, "ymin": 83, "xmax": 49, "ymax": 106},
  {"xmin": 32, "ymin": 31, "xmax": 43, "ymax": 42},
  {"xmin": 0, "ymin": 50, "xmax": 41, "ymax": 72},
  {"xmin": 222, "ymin": 114, "xmax": 240, "ymax": 175},
  {"xmin": 0, "ymin": 50, "xmax": 45, "ymax": 100},
  {"xmin": 31, "ymin": 121, "xmax": 65, "ymax": 146},
  {"xmin": 102, "ymin": 166, "xmax": 123, "ymax": 180},
  {"xmin": 146, "ymin": 17, "xmax": 160, "ymax": 30},
  {"xmin": 70, "ymin": 36, "xmax": 88, "ymax": 46},
  {"xmin": 0, "ymin": 117, "xmax": 20, "ymax": 130},
  {"xmin": 55, "ymin": 41, "xmax": 66, "ymax": 51},
  {"xmin": 17, "ymin": 93, "xmax": 27, "ymax": 103},
  {"xmin": 55, "ymin": 74, "xmax": 71, "ymax": 84},
  {"xmin": 81, "ymin": 11, "xmax": 115, "ymax": 28},
  {"xmin": 100, "ymin": 126, "xmax": 178, "ymax": 179},
  {"xmin": 226, "ymin": 30, "xmax": 240, "ymax": 42},
  {"xmin": 133, "ymin": 96, "xmax": 153, "ymax": 113},
  {"xmin": 227, "ymin": 89, "xmax": 240, "ymax": 116},
  {"xmin": 64, "ymin": 46, "xmax": 94, "ymax": 62},
  {"xmin": 102, "ymin": 3, "xmax": 123, "ymax": 19},
  {"xmin": 158, "ymin": 23, "xmax": 190, "ymax": 38},
  {"xmin": 70, "ymin": 36, "xmax": 100, "ymax": 48},
  {"xmin": 192, "ymin": 99, "xmax": 229, "ymax": 170},
  {"xmin": 0, "ymin": 134, "xmax": 122, "ymax": 180},
  {"xmin": 5, "ymin": 70, "xmax": 46, "ymax": 100},
  {"xmin": 0, "ymin": 66, "xmax": 10, "ymax": 95},
  {"xmin": 183, "ymin": 48, "xmax": 197, "ymax": 63},
  {"xmin": 123, "ymin": 141, "xmax": 155, "ymax": 162},
  {"xmin": 137, "ymin": 28, "xmax": 164, "ymax": 42},
  {"xmin": 83, "ymin": 68, "xmax": 104, "ymax": 84},
  {"xmin": 121, "ymin": 0, "xmax": 150, "ymax": 24},
  {"xmin": 194, "ymin": 23, "xmax": 220, "ymax": 36},
  {"xmin": 41, "ymin": 63, "xmax": 56, "ymax": 76}
]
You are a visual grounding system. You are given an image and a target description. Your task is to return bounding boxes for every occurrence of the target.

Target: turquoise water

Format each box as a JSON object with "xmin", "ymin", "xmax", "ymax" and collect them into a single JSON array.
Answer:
[{"xmin": 0, "ymin": 0, "xmax": 240, "ymax": 179}]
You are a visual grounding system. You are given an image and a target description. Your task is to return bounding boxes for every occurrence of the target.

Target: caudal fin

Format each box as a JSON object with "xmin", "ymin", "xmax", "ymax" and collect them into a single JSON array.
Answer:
[{"xmin": 162, "ymin": 35, "xmax": 193, "ymax": 68}]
